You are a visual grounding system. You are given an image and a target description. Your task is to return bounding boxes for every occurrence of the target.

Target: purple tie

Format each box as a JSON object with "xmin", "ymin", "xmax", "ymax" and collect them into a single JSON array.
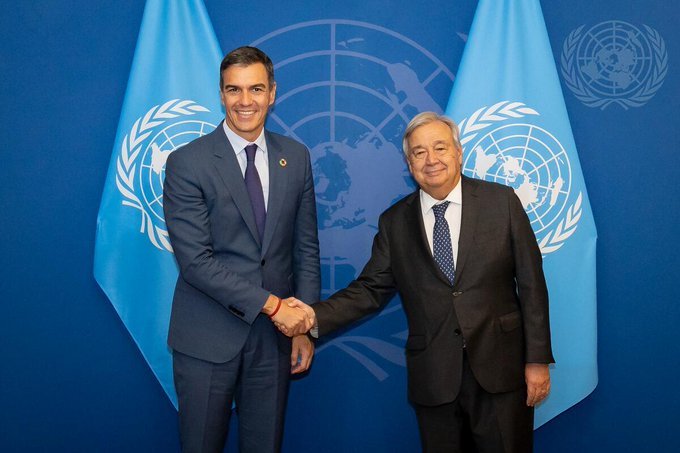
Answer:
[{"xmin": 244, "ymin": 144, "xmax": 266, "ymax": 241}]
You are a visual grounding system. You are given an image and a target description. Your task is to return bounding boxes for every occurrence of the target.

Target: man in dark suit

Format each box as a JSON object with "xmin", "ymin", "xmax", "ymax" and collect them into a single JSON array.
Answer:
[
  {"xmin": 163, "ymin": 46, "xmax": 319, "ymax": 453},
  {"xmin": 294, "ymin": 112, "xmax": 553, "ymax": 452}
]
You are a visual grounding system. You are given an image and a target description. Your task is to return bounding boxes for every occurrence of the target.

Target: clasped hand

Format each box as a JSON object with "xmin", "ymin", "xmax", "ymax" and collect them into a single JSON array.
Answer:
[{"xmin": 270, "ymin": 298, "xmax": 315, "ymax": 337}]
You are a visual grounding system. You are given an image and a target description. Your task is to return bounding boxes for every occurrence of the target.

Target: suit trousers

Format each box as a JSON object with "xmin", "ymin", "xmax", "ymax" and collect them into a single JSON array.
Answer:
[
  {"xmin": 414, "ymin": 351, "xmax": 534, "ymax": 453},
  {"xmin": 173, "ymin": 314, "xmax": 290, "ymax": 453}
]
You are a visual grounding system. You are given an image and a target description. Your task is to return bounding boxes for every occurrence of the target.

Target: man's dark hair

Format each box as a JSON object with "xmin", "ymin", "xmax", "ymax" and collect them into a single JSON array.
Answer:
[{"xmin": 219, "ymin": 46, "xmax": 275, "ymax": 88}]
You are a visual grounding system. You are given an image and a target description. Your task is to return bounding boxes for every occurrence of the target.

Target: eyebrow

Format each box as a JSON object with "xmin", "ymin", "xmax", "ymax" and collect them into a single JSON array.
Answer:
[
  {"xmin": 222, "ymin": 83, "xmax": 267, "ymax": 90},
  {"xmin": 411, "ymin": 140, "xmax": 449, "ymax": 150}
]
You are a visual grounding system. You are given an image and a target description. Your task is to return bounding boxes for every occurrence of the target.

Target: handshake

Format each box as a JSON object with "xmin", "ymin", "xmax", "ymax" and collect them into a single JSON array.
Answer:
[{"xmin": 267, "ymin": 296, "xmax": 315, "ymax": 337}]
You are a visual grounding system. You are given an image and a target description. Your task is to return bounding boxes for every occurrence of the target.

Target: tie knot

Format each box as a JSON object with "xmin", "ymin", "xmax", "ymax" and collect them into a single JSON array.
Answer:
[
  {"xmin": 245, "ymin": 144, "xmax": 258, "ymax": 162},
  {"xmin": 432, "ymin": 201, "xmax": 450, "ymax": 219}
]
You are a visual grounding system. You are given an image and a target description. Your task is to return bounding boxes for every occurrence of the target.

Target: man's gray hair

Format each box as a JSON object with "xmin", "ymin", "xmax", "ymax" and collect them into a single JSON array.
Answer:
[{"xmin": 402, "ymin": 112, "xmax": 462, "ymax": 157}]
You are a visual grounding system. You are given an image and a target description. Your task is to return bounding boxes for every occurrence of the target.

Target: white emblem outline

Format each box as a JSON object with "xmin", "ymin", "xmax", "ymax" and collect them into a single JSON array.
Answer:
[
  {"xmin": 458, "ymin": 101, "xmax": 583, "ymax": 255},
  {"xmin": 561, "ymin": 22, "xmax": 668, "ymax": 110},
  {"xmin": 115, "ymin": 99, "xmax": 210, "ymax": 252}
]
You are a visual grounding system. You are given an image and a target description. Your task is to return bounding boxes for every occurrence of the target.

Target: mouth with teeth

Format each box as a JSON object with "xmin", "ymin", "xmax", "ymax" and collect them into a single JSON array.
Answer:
[{"xmin": 235, "ymin": 109, "xmax": 257, "ymax": 118}]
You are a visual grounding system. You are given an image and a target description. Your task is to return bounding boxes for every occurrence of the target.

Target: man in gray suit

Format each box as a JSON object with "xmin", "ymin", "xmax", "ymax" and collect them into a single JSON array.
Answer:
[
  {"xmin": 292, "ymin": 112, "xmax": 553, "ymax": 452},
  {"xmin": 163, "ymin": 46, "xmax": 319, "ymax": 453}
]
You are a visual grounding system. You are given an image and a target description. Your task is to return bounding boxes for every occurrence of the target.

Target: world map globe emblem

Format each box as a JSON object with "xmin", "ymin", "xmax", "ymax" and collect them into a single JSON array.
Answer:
[
  {"xmin": 462, "ymin": 123, "xmax": 571, "ymax": 237},
  {"xmin": 139, "ymin": 120, "xmax": 217, "ymax": 223},
  {"xmin": 577, "ymin": 21, "xmax": 651, "ymax": 96},
  {"xmin": 561, "ymin": 20, "xmax": 667, "ymax": 109},
  {"xmin": 252, "ymin": 20, "xmax": 457, "ymax": 296}
]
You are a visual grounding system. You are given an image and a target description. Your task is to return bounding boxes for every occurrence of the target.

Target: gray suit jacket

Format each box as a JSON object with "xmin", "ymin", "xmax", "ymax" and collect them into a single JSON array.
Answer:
[
  {"xmin": 313, "ymin": 176, "xmax": 554, "ymax": 406},
  {"xmin": 163, "ymin": 122, "xmax": 320, "ymax": 363}
]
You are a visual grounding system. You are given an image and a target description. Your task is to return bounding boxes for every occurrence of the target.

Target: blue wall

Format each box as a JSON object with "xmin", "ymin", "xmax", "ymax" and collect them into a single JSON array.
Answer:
[{"xmin": 1, "ymin": 1, "xmax": 678, "ymax": 451}]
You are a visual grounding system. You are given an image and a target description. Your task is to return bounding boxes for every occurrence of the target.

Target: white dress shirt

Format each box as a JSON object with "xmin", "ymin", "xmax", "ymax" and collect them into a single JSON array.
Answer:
[
  {"xmin": 223, "ymin": 123, "xmax": 270, "ymax": 210},
  {"xmin": 419, "ymin": 179, "xmax": 463, "ymax": 267}
]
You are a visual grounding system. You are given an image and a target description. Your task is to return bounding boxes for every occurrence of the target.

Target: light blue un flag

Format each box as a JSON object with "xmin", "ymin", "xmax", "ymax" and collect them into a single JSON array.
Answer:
[
  {"xmin": 446, "ymin": 0, "xmax": 598, "ymax": 427},
  {"xmin": 94, "ymin": 0, "xmax": 223, "ymax": 407}
]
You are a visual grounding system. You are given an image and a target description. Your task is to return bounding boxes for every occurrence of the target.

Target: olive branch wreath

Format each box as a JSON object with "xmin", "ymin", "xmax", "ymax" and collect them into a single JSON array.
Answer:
[{"xmin": 115, "ymin": 99, "xmax": 209, "ymax": 252}]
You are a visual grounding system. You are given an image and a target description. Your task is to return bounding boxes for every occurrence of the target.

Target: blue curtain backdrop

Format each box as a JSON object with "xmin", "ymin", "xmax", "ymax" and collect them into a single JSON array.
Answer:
[{"xmin": 1, "ymin": 0, "xmax": 679, "ymax": 452}]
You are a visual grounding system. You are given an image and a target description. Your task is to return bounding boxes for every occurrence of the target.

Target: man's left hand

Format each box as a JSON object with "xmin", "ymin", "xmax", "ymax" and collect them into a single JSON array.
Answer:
[
  {"xmin": 525, "ymin": 363, "xmax": 550, "ymax": 406},
  {"xmin": 291, "ymin": 334, "xmax": 314, "ymax": 374}
]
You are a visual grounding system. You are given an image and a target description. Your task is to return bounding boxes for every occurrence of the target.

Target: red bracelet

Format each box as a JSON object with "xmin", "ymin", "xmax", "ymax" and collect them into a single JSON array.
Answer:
[{"xmin": 268, "ymin": 296, "xmax": 282, "ymax": 318}]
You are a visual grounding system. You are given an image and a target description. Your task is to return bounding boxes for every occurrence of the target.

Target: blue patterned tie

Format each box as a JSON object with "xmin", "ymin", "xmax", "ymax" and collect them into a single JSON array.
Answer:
[
  {"xmin": 432, "ymin": 201, "xmax": 455, "ymax": 284},
  {"xmin": 244, "ymin": 144, "xmax": 266, "ymax": 241}
]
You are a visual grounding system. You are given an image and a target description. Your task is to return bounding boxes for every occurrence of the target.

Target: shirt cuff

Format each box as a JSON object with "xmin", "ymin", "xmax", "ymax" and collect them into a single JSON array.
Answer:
[{"xmin": 309, "ymin": 321, "xmax": 319, "ymax": 339}]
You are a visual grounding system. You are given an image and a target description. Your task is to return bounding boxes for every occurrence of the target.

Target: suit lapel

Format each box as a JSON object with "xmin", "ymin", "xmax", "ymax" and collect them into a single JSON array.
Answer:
[
  {"xmin": 405, "ymin": 192, "xmax": 452, "ymax": 286},
  {"xmin": 454, "ymin": 176, "xmax": 479, "ymax": 286},
  {"xmin": 211, "ymin": 123, "xmax": 261, "ymax": 246},
  {"xmin": 261, "ymin": 131, "xmax": 289, "ymax": 257}
]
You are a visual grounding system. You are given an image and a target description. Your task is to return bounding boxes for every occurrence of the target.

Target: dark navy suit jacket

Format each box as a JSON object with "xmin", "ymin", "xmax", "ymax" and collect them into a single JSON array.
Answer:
[
  {"xmin": 313, "ymin": 176, "xmax": 554, "ymax": 406},
  {"xmin": 163, "ymin": 122, "xmax": 320, "ymax": 363}
]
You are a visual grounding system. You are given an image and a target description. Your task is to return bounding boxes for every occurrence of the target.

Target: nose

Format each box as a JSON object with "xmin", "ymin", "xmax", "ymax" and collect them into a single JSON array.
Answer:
[
  {"xmin": 239, "ymin": 90, "xmax": 252, "ymax": 105},
  {"xmin": 424, "ymin": 149, "xmax": 439, "ymax": 165}
]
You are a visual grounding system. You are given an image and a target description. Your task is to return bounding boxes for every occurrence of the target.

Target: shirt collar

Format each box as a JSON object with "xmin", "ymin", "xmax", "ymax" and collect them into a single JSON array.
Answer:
[
  {"xmin": 420, "ymin": 178, "xmax": 462, "ymax": 214},
  {"xmin": 222, "ymin": 122, "xmax": 267, "ymax": 155}
]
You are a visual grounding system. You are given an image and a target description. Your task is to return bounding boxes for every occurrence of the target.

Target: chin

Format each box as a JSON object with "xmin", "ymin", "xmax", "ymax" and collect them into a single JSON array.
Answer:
[{"xmin": 425, "ymin": 179, "xmax": 447, "ymax": 188}]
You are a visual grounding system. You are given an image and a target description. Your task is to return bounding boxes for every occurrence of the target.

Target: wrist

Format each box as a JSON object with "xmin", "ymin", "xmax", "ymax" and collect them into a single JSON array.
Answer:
[
  {"xmin": 262, "ymin": 294, "xmax": 281, "ymax": 316},
  {"xmin": 267, "ymin": 296, "xmax": 282, "ymax": 318}
]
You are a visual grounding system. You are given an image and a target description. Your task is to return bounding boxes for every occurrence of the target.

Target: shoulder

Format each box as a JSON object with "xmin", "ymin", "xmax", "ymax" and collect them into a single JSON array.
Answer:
[
  {"xmin": 167, "ymin": 125, "xmax": 223, "ymax": 167},
  {"xmin": 380, "ymin": 190, "xmax": 419, "ymax": 221},
  {"xmin": 463, "ymin": 176, "xmax": 527, "ymax": 223},
  {"xmin": 266, "ymin": 130, "xmax": 308, "ymax": 153},
  {"xmin": 463, "ymin": 175, "xmax": 514, "ymax": 199}
]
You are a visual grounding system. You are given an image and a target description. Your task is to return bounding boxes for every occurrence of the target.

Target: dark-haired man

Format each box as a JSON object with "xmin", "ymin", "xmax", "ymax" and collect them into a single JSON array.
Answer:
[{"xmin": 163, "ymin": 46, "xmax": 319, "ymax": 452}]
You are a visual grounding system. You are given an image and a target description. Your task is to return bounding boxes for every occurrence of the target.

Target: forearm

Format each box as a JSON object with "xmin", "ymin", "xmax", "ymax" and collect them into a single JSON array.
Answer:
[
  {"xmin": 174, "ymin": 242, "xmax": 272, "ymax": 322},
  {"xmin": 314, "ymin": 279, "xmax": 395, "ymax": 336},
  {"xmin": 314, "ymin": 214, "xmax": 397, "ymax": 336}
]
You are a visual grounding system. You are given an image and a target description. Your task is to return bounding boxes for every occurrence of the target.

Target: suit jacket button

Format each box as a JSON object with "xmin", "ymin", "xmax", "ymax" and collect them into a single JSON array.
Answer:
[
  {"xmin": 452, "ymin": 291, "xmax": 463, "ymax": 297},
  {"xmin": 454, "ymin": 328, "xmax": 461, "ymax": 335},
  {"xmin": 260, "ymin": 259, "xmax": 266, "ymax": 266}
]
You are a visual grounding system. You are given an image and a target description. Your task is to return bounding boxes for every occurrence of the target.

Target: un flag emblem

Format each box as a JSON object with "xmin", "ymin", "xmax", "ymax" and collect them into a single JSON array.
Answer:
[
  {"xmin": 458, "ymin": 101, "xmax": 583, "ymax": 255},
  {"xmin": 115, "ymin": 100, "xmax": 216, "ymax": 251},
  {"xmin": 561, "ymin": 20, "xmax": 668, "ymax": 110}
]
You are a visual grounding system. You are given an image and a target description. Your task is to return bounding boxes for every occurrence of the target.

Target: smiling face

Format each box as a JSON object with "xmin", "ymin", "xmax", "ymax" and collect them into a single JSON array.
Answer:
[
  {"xmin": 406, "ymin": 120, "xmax": 463, "ymax": 200},
  {"xmin": 220, "ymin": 62, "xmax": 276, "ymax": 142}
]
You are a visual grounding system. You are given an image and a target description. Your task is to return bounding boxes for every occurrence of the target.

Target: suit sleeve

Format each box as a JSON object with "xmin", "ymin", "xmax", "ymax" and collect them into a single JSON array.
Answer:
[
  {"xmin": 292, "ymin": 147, "xmax": 321, "ymax": 305},
  {"xmin": 508, "ymin": 189, "xmax": 555, "ymax": 364},
  {"xmin": 163, "ymin": 151, "xmax": 270, "ymax": 325},
  {"xmin": 313, "ymin": 212, "xmax": 398, "ymax": 336}
]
